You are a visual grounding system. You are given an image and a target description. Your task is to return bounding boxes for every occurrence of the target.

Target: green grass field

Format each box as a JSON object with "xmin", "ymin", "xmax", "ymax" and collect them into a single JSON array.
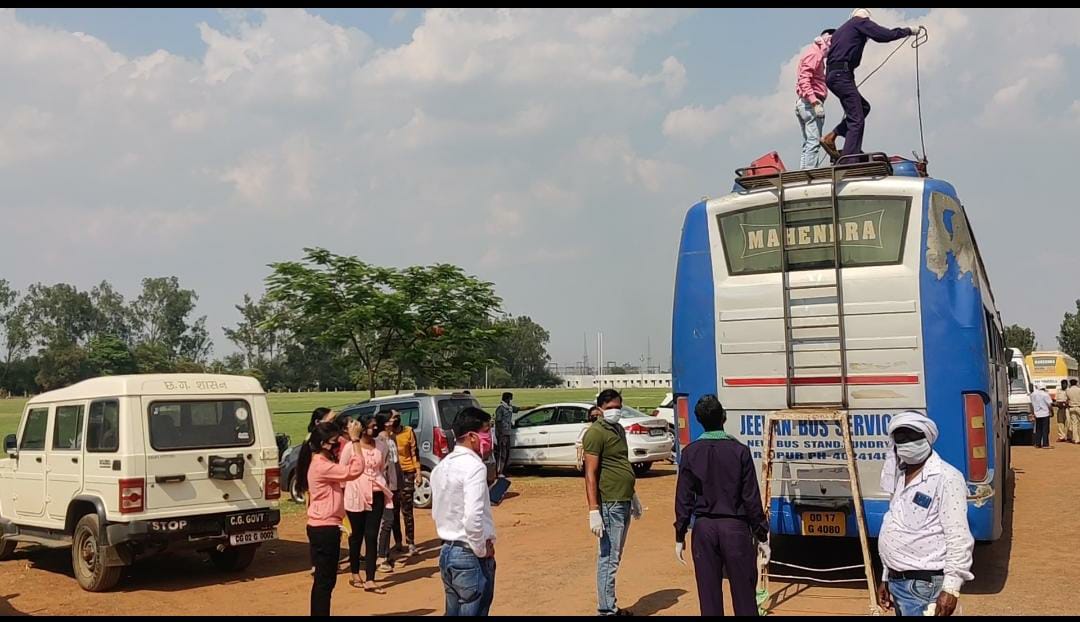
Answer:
[{"xmin": 0, "ymin": 388, "xmax": 670, "ymax": 445}]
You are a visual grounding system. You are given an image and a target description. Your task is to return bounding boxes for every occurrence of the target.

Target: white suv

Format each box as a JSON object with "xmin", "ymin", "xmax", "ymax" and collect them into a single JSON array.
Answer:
[{"xmin": 0, "ymin": 374, "xmax": 282, "ymax": 591}]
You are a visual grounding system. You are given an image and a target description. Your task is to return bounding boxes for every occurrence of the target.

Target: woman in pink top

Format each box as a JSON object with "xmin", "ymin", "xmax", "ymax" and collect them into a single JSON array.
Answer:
[
  {"xmin": 297, "ymin": 420, "xmax": 364, "ymax": 617},
  {"xmin": 340, "ymin": 413, "xmax": 395, "ymax": 592}
]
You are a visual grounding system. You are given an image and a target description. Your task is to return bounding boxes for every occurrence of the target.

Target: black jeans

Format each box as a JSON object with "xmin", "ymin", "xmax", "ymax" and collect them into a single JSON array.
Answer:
[
  {"xmin": 347, "ymin": 492, "xmax": 385, "ymax": 581},
  {"xmin": 1035, "ymin": 416, "xmax": 1051, "ymax": 448},
  {"xmin": 307, "ymin": 525, "xmax": 341, "ymax": 616}
]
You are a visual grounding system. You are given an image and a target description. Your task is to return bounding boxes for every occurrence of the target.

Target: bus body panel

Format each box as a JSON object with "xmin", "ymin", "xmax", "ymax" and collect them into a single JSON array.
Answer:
[{"xmin": 672, "ymin": 175, "xmax": 1006, "ymax": 541}]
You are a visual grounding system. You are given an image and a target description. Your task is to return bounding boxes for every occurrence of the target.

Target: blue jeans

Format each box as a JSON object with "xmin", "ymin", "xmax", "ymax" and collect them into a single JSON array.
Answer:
[
  {"xmin": 597, "ymin": 501, "xmax": 632, "ymax": 615},
  {"xmin": 796, "ymin": 98, "xmax": 824, "ymax": 169},
  {"xmin": 888, "ymin": 575, "xmax": 943, "ymax": 616},
  {"xmin": 440, "ymin": 543, "xmax": 496, "ymax": 616}
]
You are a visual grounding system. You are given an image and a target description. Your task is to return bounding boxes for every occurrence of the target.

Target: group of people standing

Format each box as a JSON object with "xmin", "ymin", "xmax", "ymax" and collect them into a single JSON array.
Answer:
[{"xmin": 294, "ymin": 407, "xmax": 421, "ymax": 615}]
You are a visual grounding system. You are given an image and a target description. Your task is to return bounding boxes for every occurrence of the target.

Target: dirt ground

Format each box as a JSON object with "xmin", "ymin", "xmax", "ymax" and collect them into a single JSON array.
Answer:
[{"xmin": 1, "ymin": 442, "xmax": 1076, "ymax": 616}]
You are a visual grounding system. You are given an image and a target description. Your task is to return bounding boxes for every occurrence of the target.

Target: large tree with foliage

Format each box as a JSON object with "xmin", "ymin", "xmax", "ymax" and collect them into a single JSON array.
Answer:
[
  {"xmin": 1003, "ymin": 324, "xmax": 1038, "ymax": 355},
  {"xmin": 134, "ymin": 276, "xmax": 212, "ymax": 364},
  {"xmin": 266, "ymin": 248, "xmax": 502, "ymax": 397},
  {"xmin": 1059, "ymin": 301, "xmax": 1080, "ymax": 362},
  {"xmin": 483, "ymin": 315, "xmax": 561, "ymax": 387}
]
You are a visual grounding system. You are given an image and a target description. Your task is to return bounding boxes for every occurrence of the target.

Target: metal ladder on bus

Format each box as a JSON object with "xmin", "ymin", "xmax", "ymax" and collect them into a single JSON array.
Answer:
[
  {"xmin": 757, "ymin": 409, "xmax": 881, "ymax": 615},
  {"xmin": 741, "ymin": 154, "xmax": 894, "ymax": 615}
]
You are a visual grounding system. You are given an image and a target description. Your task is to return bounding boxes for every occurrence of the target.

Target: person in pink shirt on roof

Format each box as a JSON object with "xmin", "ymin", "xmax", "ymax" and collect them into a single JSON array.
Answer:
[
  {"xmin": 340, "ymin": 412, "xmax": 396, "ymax": 593},
  {"xmin": 297, "ymin": 419, "xmax": 365, "ymax": 617},
  {"xmin": 795, "ymin": 28, "xmax": 835, "ymax": 169}
]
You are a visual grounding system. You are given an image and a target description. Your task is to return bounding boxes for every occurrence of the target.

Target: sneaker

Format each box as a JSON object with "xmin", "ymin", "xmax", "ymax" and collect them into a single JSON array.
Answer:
[
  {"xmin": 377, "ymin": 559, "xmax": 394, "ymax": 573},
  {"xmin": 408, "ymin": 544, "xmax": 417, "ymax": 556}
]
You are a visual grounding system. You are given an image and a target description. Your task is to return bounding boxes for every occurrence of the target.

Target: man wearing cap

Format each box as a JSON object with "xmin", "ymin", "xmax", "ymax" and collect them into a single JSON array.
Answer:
[
  {"xmin": 819, "ymin": 9, "xmax": 917, "ymax": 161},
  {"xmin": 877, "ymin": 411, "xmax": 974, "ymax": 616}
]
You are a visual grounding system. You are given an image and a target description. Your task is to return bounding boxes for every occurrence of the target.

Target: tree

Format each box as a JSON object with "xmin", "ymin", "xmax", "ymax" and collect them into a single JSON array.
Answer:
[
  {"xmin": 0, "ymin": 281, "xmax": 31, "ymax": 391},
  {"xmin": 224, "ymin": 294, "xmax": 288, "ymax": 370},
  {"xmin": 1059, "ymin": 301, "xmax": 1080, "ymax": 362},
  {"xmin": 90, "ymin": 281, "xmax": 136, "ymax": 344},
  {"xmin": 1003, "ymin": 324, "xmax": 1038, "ymax": 355},
  {"xmin": 86, "ymin": 335, "xmax": 138, "ymax": 376},
  {"xmin": 266, "ymin": 249, "xmax": 502, "ymax": 397},
  {"xmin": 484, "ymin": 315, "xmax": 561, "ymax": 387},
  {"xmin": 36, "ymin": 344, "xmax": 92, "ymax": 391},
  {"xmin": 22, "ymin": 283, "xmax": 96, "ymax": 348},
  {"xmin": 134, "ymin": 277, "xmax": 212, "ymax": 363}
]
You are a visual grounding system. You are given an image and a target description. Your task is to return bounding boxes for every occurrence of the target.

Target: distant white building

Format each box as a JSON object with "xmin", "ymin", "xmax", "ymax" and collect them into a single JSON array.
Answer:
[{"xmin": 562, "ymin": 373, "xmax": 672, "ymax": 389}]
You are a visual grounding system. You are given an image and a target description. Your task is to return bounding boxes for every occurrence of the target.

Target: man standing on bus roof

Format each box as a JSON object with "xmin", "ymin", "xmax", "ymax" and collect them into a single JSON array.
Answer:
[
  {"xmin": 877, "ymin": 411, "xmax": 973, "ymax": 616},
  {"xmin": 795, "ymin": 28, "xmax": 835, "ymax": 169},
  {"xmin": 1030, "ymin": 383, "xmax": 1053, "ymax": 449},
  {"xmin": 819, "ymin": 9, "xmax": 917, "ymax": 161},
  {"xmin": 1066, "ymin": 379, "xmax": 1080, "ymax": 445}
]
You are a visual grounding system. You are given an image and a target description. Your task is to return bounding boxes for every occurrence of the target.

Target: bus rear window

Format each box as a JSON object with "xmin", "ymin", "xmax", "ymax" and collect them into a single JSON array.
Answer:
[
  {"xmin": 717, "ymin": 197, "xmax": 910, "ymax": 275},
  {"xmin": 149, "ymin": 400, "xmax": 255, "ymax": 451}
]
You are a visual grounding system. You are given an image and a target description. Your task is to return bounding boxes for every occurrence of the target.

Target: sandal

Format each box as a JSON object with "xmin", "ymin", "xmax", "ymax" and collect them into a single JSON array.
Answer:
[{"xmin": 363, "ymin": 583, "xmax": 386, "ymax": 594}]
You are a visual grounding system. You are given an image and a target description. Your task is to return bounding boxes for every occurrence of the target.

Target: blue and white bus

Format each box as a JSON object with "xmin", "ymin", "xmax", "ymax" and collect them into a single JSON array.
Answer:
[{"xmin": 671, "ymin": 156, "xmax": 1008, "ymax": 541}]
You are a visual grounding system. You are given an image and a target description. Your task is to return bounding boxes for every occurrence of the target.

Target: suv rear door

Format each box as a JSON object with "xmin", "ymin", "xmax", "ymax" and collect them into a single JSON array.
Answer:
[{"xmin": 141, "ymin": 396, "xmax": 268, "ymax": 512}]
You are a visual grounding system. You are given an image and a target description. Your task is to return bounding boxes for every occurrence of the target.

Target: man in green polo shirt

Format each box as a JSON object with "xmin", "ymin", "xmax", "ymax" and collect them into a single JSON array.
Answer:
[{"xmin": 583, "ymin": 389, "xmax": 644, "ymax": 616}]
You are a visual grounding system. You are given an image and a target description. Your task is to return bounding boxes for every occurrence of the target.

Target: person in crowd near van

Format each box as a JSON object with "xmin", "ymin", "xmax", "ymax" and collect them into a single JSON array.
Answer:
[
  {"xmin": 385, "ymin": 409, "xmax": 421, "ymax": 557},
  {"xmin": 583, "ymin": 389, "xmax": 643, "ymax": 616},
  {"xmin": 673, "ymin": 395, "xmax": 767, "ymax": 616},
  {"xmin": 495, "ymin": 392, "xmax": 515, "ymax": 478},
  {"xmin": 1057, "ymin": 380, "xmax": 1071, "ymax": 442},
  {"xmin": 297, "ymin": 408, "xmax": 341, "ymax": 573},
  {"xmin": 377, "ymin": 413, "xmax": 404, "ymax": 572},
  {"xmin": 298, "ymin": 420, "xmax": 365, "ymax": 617},
  {"xmin": 1030, "ymin": 383, "xmax": 1053, "ymax": 449},
  {"xmin": 795, "ymin": 28, "xmax": 834, "ymax": 169},
  {"xmin": 340, "ymin": 413, "xmax": 395, "ymax": 593},
  {"xmin": 432, "ymin": 407, "xmax": 497, "ymax": 616},
  {"xmin": 1067, "ymin": 379, "xmax": 1080, "ymax": 444}
]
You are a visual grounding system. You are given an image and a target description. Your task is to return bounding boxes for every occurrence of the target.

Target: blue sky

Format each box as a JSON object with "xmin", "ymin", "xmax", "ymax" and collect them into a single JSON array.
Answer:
[{"xmin": 1, "ymin": 8, "xmax": 1077, "ymax": 367}]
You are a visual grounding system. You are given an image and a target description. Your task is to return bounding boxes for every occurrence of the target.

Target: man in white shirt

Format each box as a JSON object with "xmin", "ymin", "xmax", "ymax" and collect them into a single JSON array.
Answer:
[
  {"xmin": 1030, "ymin": 383, "xmax": 1054, "ymax": 449},
  {"xmin": 431, "ymin": 407, "xmax": 497, "ymax": 616},
  {"xmin": 877, "ymin": 411, "xmax": 974, "ymax": 616}
]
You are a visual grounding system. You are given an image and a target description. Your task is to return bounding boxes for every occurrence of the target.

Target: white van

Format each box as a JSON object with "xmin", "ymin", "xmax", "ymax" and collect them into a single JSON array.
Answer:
[
  {"xmin": 0, "ymin": 374, "xmax": 281, "ymax": 591},
  {"xmin": 1007, "ymin": 348, "xmax": 1034, "ymax": 440}
]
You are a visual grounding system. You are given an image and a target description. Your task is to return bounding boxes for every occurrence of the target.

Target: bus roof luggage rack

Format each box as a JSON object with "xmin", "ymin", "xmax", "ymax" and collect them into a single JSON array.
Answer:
[{"xmin": 734, "ymin": 152, "xmax": 893, "ymax": 191}]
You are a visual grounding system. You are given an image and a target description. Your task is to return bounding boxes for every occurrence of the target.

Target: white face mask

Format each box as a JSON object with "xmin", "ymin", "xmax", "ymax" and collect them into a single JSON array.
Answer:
[
  {"xmin": 895, "ymin": 439, "xmax": 932, "ymax": 465},
  {"xmin": 602, "ymin": 408, "xmax": 623, "ymax": 424}
]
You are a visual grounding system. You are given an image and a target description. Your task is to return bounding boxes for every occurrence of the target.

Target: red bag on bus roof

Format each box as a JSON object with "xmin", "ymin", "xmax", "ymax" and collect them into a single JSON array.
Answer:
[{"xmin": 742, "ymin": 151, "xmax": 786, "ymax": 177}]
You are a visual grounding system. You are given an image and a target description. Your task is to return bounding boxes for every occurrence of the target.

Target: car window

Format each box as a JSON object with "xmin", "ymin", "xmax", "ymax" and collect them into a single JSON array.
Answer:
[
  {"xmin": 515, "ymin": 408, "xmax": 556, "ymax": 428},
  {"xmin": 436, "ymin": 398, "xmax": 480, "ymax": 429},
  {"xmin": 376, "ymin": 402, "xmax": 421, "ymax": 429},
  {"xmin": 20, "ymin": 408, "xmax": 49, "ymax": 451},
  {"xmin": 555, "ymin": 406, "xmax": 588, "ymax": 425},
  {"xmin": 52, "ymin": 404, "xmax": 85, "ymax": 451},
  {"xmin": 87, "ymin": 400, "xmax": 120, "ymax": 453},
  {"xmin": 148, "ymin": 400, "xmax": 254, "ymax": 451}
]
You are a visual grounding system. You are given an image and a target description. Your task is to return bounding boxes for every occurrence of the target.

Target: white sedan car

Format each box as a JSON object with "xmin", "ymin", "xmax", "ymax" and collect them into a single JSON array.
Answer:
[{"xmin": 508, "ymin": 402, "xmax": 673, "ymax": 475}]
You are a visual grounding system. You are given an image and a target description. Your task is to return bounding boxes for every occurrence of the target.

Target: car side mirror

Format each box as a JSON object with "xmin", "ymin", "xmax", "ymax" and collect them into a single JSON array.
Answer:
[{"xmin": 4, "ymin": 434, "xmax": 16, "ymax": 458}]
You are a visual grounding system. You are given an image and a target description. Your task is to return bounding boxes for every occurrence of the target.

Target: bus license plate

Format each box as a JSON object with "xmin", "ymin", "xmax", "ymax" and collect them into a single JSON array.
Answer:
[
  {"xmin": 228, "ymin": 529, "xmax": 277, "ymax": 546},
  {"xmin": 801, "ymin": 511, "xmax": 846, "ymax": 537}
]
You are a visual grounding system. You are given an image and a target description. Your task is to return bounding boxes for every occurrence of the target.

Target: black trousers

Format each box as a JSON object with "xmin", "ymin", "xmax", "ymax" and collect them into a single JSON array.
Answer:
[
  {"xmin": 1035, "ymin": 416, "xmax": 1051, "ymax": 448},
  {"xmin": 691, "ymin": 517, "xmax": 759, "ymax": 616},
  {"xmin": 307, "ymin": 525, "xmax": 341, "ymax": 616},
  {"xmin": 347, "ymin": 492, "xmax": 385, "ymax": 581}
]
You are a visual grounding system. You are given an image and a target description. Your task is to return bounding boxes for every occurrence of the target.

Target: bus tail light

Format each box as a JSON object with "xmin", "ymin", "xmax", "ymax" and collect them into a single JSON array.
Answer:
[
  {"xmin": 676, "ymin": 396, "xmax": 691, "ymax": 448},
  {"xmin": 964, "ymin": 393, "xmax": 988, "ymax": 482}
]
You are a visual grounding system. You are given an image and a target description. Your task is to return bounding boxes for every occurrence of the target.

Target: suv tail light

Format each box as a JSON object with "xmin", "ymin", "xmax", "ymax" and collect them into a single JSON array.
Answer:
[
  {"xmin": 434, "ymin": 427, "xmax": 450, "ymax": 459},
  {"xmin": 265, "ymin": 467, "xmax": 281, "ymax": 500},
  {"xmin": 964, "ymin": 393, "xmax": 988, "ymax": 482},
  {"xmin": 676, "ymin": 396, "xmax": 691, "ymax": 448},
  {"xmin": 625, "ymin": 423, "xmax": 650, "ymax": 435},
  {"xmin": 119, "ymin": 478, "xmax": 145, "ymax": 514}
]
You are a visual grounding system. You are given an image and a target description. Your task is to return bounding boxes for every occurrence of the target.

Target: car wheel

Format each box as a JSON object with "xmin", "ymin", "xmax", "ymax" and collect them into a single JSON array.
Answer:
[
  {"xmin": 72, "ymin": 514, "xmax": 123, "ymax": 592},
  {"xmin": 413, "ymin": 470, "xmax": 433, "ymax": 509},
  {"xmin": 0, "ymin": 536, "xmax": 16, "ymax": 560},
  {"xmin": 289, "ymin": 472, "xmax": 305, "ymax": 504},
  {"xmin": 632, "ymin": 461, "xmax": 653, "ymax": 476},
  {"xmin": 210, "ymin": 544, "xmax": 258, "ymax": 572}
]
